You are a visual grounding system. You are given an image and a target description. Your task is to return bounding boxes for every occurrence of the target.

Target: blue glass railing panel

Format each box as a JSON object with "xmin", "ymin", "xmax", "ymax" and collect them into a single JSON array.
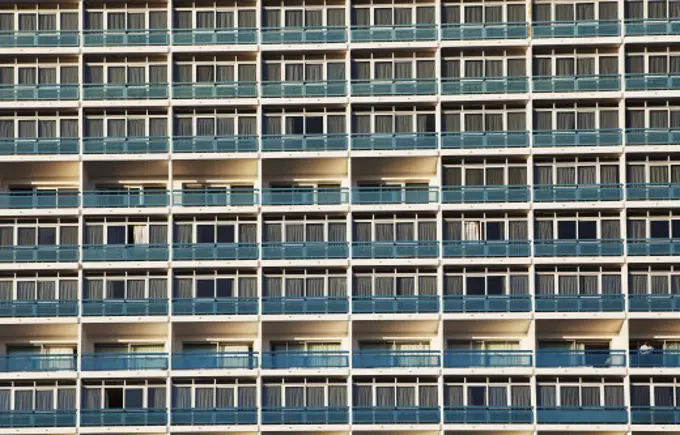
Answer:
[
  {"xmin": 535, "ymin": 350, "xmax": 626, "ymax": 367},
  {"xmin": 262, "ymin": 297, "xmax": 349, "ymax": 314},
  {"xmin": 82, "ymin": 299, "xmax": 168, "ymax": 316},
  {"xmin": 261, "ymin": 351, "xmax": 349, "ymax": 368},
  {"xmin": 261, "ymin": 242, "xmax": 349, "ymax": 260},
  {"xmin": 171, "ymin": 298, "xmax": 258, "ymax": 315},
  {"xmin": 352, "ymin": 241, "xmax": 439, "ymax": 258},
  {"xmin": 80, "ymin": 409, "xmax": 167, "ymax": 426},
  {"xmin": 534, "ymin": 295, "xmax": 625, "ymax": 312},
  {"xmin": 352, "ymin": 296, "xmax": 440, "ymax": 313},
  {"xmin": 443, "ymin": 240, "xmax": 530, "ymax": 257},
  {"xmin": 81, "ymin": 353, "xmax": 168, "ymax": 371},
  {"xmin": 172, "ymin": 352, "xmax": 258, "ymax": 369},
  {"xmin": 352, "ymin": 407, "xmax": 441, "ymax": 424},
  {"xmin": 444, "ymin": 407, "xmax": 533, "ymax": 423},
  {"xmin": 352, "ymin": 350, "xmax": 440, "ymax": 368},
  {"xmin": 444, "ymin": 350, "xmax": 533, "ymax": 367},
  {"xmin": 171, "ymin": 408, "xmax": 257, "ymax": 425},
  {"xmin": 443, "ymin": 295, "xmax": 531, "ymax": 312},
  {"xmin": 0, "ymin": 354, "xmax": 75, "ymax": 372},
  {"xmin": 442, "ymin": 185, "xmax": 529, "ymax": 203},
  {"xmin": 534, "ymin": 239, "xmax": 624, "ymax": 257}
]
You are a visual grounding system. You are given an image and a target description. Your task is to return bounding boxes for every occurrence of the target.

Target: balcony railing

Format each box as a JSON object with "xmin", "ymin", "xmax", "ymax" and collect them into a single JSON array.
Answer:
[
  {"xmin": 629, "ymin": 350, "xmax": 680, "ymax": 367},
  {"xmin": 353, "ymin": 407, "xmax": 441, "ymax": 424},
  {"xmin": 262, "ymin": 242, "xmax": 349, "ymax": 260},
  {"xmin": 262, "ymin": 80, "xmax": 346, "ymax": 98},
  {"xmin": 82, "ymin": 83, "xmax": 168, "ymax": 100},
  {"xmin": 443, "ymin": 295, "xmax": 531, "ymax": 312},
  {"xmin": 441, "ymin": 131, "xmax": 529, "ymax": 149},
  {"xmin": 533, "ymin": 184, "xmax": 623, "ymax": 202},
  {"xmin": 171, "ymin": 297, "xmax": 258, "ymax": 315},
  {"xmin": 173, "ymin": 135, "xmax": 258, "ymax": 153},
  {"xmin": 0, "ymin": 30, "xmax": 79, "ymax": 47},
  {"xmin": 441, "ymin": 22, "xmax": 528, "ymax": 39},
  {"xmin": 533, "ymin": 75, "xmax": 621, "ymax": 92},
  {"xmin": 262, "ymin": 134, "xmax": 348, "ymax": 152},
  {"xmin": 83, "ymin": 29, "xmax": 168, "ymax": 46},
  {"xmin": 82, "ymin": 190, "xmax": 169, "ymax": 208},
  {"xmin": 171, "ymin": 408, "xmax": 257, "ymax": 425},
  {"xmin": 443, "ymin": 240, "xmax": 530, "ymax": 257},
  {"xmin": 532, "ymin": 20, "xmax": 620, "ymax": 37},
  {"xmin": 625, "ymin": 18, "xmax": 680, "ymax": 35},
  {"xmin": 262, "ymin": 297, "xmax": 349, "ymax": 314},
  {"xmin": 631, "ymin": 407, "xmax": 680, "ymax": 424},
  {"xmin": 0, "ymin": 300, "xmax": 77, "ymax": 317},
  {"xmin": 441, "ymin": 76, "xmax": 528, "ymax": 94},
  {"xmin": 173, "ymin": 189, "xmax": 258, "ymax": 207},
  {"xmin": 0, "ymin": 353, "xmax": 75, "ymax": 372},
  {"xmin": 533, "ymin": 129, "xmax": 623, "ymax": 147},
  {"xmin": 80, "ymin": 409, "xmax": 167, "ymax": 426},
  {"xmin": 0, "ymin": 246, "xmax": 78, "ymax": 263},
  {"xmin": 352, "ymin": 241, "xmax": 439, "ymax": 258},
  {"xmin": 442, "ymin": 185, "xmax": 530, "ymax": 203},
  {"xmin": 352, "ymin": 350, "xmax": 441, "ymax": 368},
  {"xmin": 261, "ymin": 351, "xmax": 349, "ymax": 368},
  {"xmin": 626, "ymin": 128, "xmax": 680, "ymax": 146},
  {"xmin": 83, "ymin": 136, "xmax": 169, "ymax": 154},
  {"xmin": 0, "ymin": 191, "xmax": 79, "ymax": 209},
  {"xmin": 0, "ymin": 410, "xmax": 76, "ymax": 427},
  {"xmin": 262, "ymin": 26, "xmax": 347, "ymax": 43},
  {"xmin": 262, "ymin": 407, "xmax": 349, "ymax": 424},
  {"xmin": 534, "ymin": 239, "xmax": 624, "ymax": 257},
  {"xmin": 629, "ymin": 294, "xmax": 680, "ymax": 311},
  {"xmin": 0, "ymin": 138, "xmax": 79, "ymax": 155},
  {"xmin": 627, "ymin": 183, "xmax": 680, "ymax": 200},
  {"xmin": 352, "ymin": 186, "xmax": 439, "ymax": 204},
  {"xmin": 172, "ymin": 82, "xmax": 257, "ymax": 99},
  {"xmin": 534, "ymin": 294, "xmax": 625, "ymax": 312},
  {"xmin": 82, "ymin": 299, "xmax": 168, "ymax": 316},
  {"xmin": 535, "ymin": 349, "xmax": 626, "ymax": 367},
  {"xmin": 536, "ymin": 407, "xmax": 628, "ymax": 424},
  {"xmin": 351, "ymin": 132, "xmax": 437, "ymax": 150},
  {"xmin": 171, "ymin": 352, "xmax": 258, "ymax": 370},
  {"xmin": 626, "ymin": 73, "xmax": 680, "ymax": 91},
  {"xmin": 0, "ymin": 84, "xmax": 78, "ymax": 101},
  {"xmin": 172, "ymin": 243, "xmax": 258, "ymax": 260},
  {"xmin": 628, "ymin": 238, "xmax": 680, "ymax": 256},
  {"xmin": 443, "ymin": 350, "xmax": 533, "ymax": 367},
  {"xmin": 80, "ymin": 352, "xmax": 168, "ymax": 371},
  {"xmin": 82, "ymin": 244, "xmax": 169, "ymax": 261},
  {"xmin": 351, "ymin": 79, "xmax": 437, "ymax": 96},
  {"xmin": 444, "ymin": 407, "xmax": 533, "ymax": 424},
  {"xmin": 171, "ymin": 28, "xmax": 258, "ymax": 45},
  {"xmin": 351, "ymin": 24, "xmax": 437, "ymax": 41},
  {"xmin": 352, "ymin": 295, "xmax": 440, "ymax": 313},
  {"xmin": 262, "ymin": 187, "xmax": 348, "ymax": 206}
]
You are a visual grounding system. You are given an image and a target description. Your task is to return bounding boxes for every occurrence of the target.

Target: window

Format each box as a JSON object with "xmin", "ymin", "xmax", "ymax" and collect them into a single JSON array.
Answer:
[
  {"xmin": 173, "ymin": 273, "xmax": 257, "ymax": 299},
  {"xmin": 82, "ymin": 381, "xmax": 165, "ymax": 410},
  {"xmin": 353, "ymin": 378, "xmax": 438, "ymax": 408},
  {"xmin": 264, "ymin": 271, "xmax": 346, "ymax": 297},
  {"xmin": 445, "ymin": 378, "xmax": 531, "ymax": 408},
  {"xmin": 83, "ymin": 275, "xmax": 167, "ymax": 300}
]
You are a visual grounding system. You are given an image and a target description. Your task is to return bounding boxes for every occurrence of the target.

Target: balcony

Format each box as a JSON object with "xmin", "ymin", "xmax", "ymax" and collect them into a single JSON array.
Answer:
[
  {"xmin": 82, "ymin": 84, "xmax": 168, "ymax": 100},
  {"xmin": 625, "ymin": 18, "xmax": 680, "ymax": 36},
  {"xmin": 441, "ymin": 76, "xmax": 528, "ymax": 94},
  {"xmin": 351, "ymin": 133, "xmax": 437, "ymax": 150},
  {"xmin": 262, "ymin": 242, "xmax": 349, "ymax": 260},
  {"xmin": 443, "ymin": 240, "xmax": 530, "ymax": 257},
  {"xmin": 171, "ymin": 28, "xmax": 258, "ymax": 45},
  {"xmin": 443, "ymin": 350, "xmax": 533, "ymax": 367},
  {"xmin": 173, "ymin": 189, "xmax": 258, "ymax": 207},
  {"xmin": 261, "ymin": 351, "xmax": 349, "ymax": 368},
  {"xmin": 535, "ymin": 349, "xmax": 626, "ymax": 367},
  {"xmin": 0, "ymin": 410, "xmax": 76, "ymax": 427},
  {"xmin": 351, "ymin": 24, "xmax": 437, "ymax": 41},
  {"xmin": 171, "ymin": 408, "xmax": 257, "ymax": 425},
  {"xmin": 627, "ymin": 238, "xmax": 680, "ymax": 256},
  {"xmin": 0, "ymin": 246, "xmax": 78, "ymax": 263},
  {"xmin": 352, "ymin": 241, "xmax": 439, "ymax": 259},
  {"xmin": 534, "ymin": 294, "xmax": 625, "ymax": 312},
  {"xmin": 627, "ymin": 183, "xmax": 680, "ymax": 200},
  {"xmin": 83, "ymin": 136, "xmax": 169, "ymax": 154},
  {"xmin": 441, "ymin": 131, "xmax": 529, "ymax": 149},
  {"xmin": 531, "ymin": 20, "xmax": 620, "ymax": 38},
  {"xmin": 441, "ymin": 22, "xmax": 528, "ymax": 40},
  {"xmin": 262, "ymin": 26, "xmax": 347, "ymax": 43},
  {"xmin": 173, "ymin": 135, "xmax": 258, "ymax": 153},
  {"xmin": 0, "ymin": 30, "xmax": 79, "ymax": 47},
  {"xmin": 533, "ymin": 75, "xmax": 621, "ymax": 92},
  {"xmin": 262, "ymin": 134, "xmax": 348, "ymax": 152},
  {"xmin": 82, "ymin": 299, "xmax": 168, "ymax": 316},
  {"xmin": 351, "ymin": 79, "xmax": 438, "ymax": 96},
  {"xmin": 171, "ymin": 352, "xmax": 258, "ymax": 370},
  {"xmin": 629, "ymin": 294, "xmax": 680, "ymax": 311},
  {"xmin": 262, "ymin": 407, "xmax": 349, "ymax": 425},
  {"xmin": 533, "ymin": 184, "xmax": 623, "ymax": 202},
  {"xmin": 261, "ymin": 297, "xmax": 349, "ymax": 314},
  {"xmin": 353, "ymin": 407, "xmax": 440, "ymax": 424},
  {"xmin": 83, "ymin": 29, "xmax": 168, "ymax": 46},
  {"xmin": 261, "ymin": 81, "xmax": 346, "ymax": 98},
  {"xmin": 262, "ymin": 187, "xmax": 348, "ymax": 206},
  {"xmin": 631, "ymin": 407, "xmax": 680, "ymax": 424},
  {"xmin": 629, "ymin": 350, "xmax": 680, "ymax": 367},
  {"xmin": 0, "ymin": 191, "xmax": 79, "ymax": 209},
  {"xmin": 172, "ymin": 243, "xmax": 258, "ymax": 260},
  {"xmin": 352, "ymin": 295, "xmax": 440, "ymax": 313},
  {"xmin": 442, "ymin": 185, "xmax": 530, "ymax": 203},
  {"xmin": 0, "ymin": 84, "xmax": 78, "ymax": 101},
  {"xmin": 534, "ymin": 239, "xmax": 624, "ymax": 257},
  {"xmin": 80, "ymin": 409, "xmax": 167, "ymax": 426},
  {"xmin": 0, "ymin": 353, "xmax": 75, "ymax": 372},
  {"xmin": 444, "ymin": 407, "xmax": 533, "ymax": 424},
  {"xmin": 533, "ymin": 129, "xmax": 623, "ymax": 147},
  {"xmin": 626, "ymin": 73, "xmax": 680, "ymax": 91},
  {"xmin": 443, "ymin": 295, "xmax": 531, "ymax": 312},
  {"xmin": 0, "ymin": 138, "xmax": 79, "ymax": 155},
  {"xmin": 352, "ymin": 186, "xmax": 439, "ymax": 205},
  {"xmin": 82, "ymin": 190, "xmax": 169, "ymax": 208},
  {"xmin": 352, "ymin": 350, "xmax": 440, "ymax": 368},
  {"xmin": 626, "ymin": 128, "xmax": 680, "ymax": 146},
  {"xmin": 171, "ymin": 297, "xmax": 258, "ymax": 315},
  {"xmin": 80, "ymin": 352, "xmax": 168, "ymax": 371},
  {"xmin": 82, "ymin": 244, "xmax": 169, "ymax": 261},
  {"xmin": 536, "ymin": 407, "xmax": 627, "ymax": 424},
  {"xmin": 0, "ymin": 300, "xmax": 77, "ymax": 317},
  {"xmin": 173, "ymin": 82, "xmax": 257, "ymax": 99}
]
